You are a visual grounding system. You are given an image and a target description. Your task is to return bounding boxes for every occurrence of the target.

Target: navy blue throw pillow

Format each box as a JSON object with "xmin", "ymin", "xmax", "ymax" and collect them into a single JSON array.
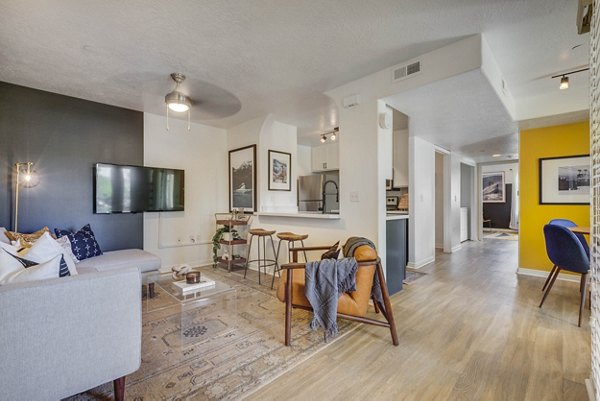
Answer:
[{"xmin": 54, "ymin": 224, "xmax": 102, "ymax": 261}]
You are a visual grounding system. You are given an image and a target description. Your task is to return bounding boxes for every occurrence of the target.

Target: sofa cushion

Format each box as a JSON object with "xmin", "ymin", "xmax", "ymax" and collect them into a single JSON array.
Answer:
[
  {"xmin": 0, "ymin": 250, "xmax": 63, "ymax": 284},
  {"xmin": 54, "ymin": 224, "xmax": 102, "ymax": 261},
  {"xmin": 20, "ymin": 232, "xmax": 77, "ymax": 276},
  {"xmin": 77, "ymin": 249, "xmax": 160, "ymax": 273},
  {"xmin": 0, "ymin": 227, "xmax": 9, "ymax": 244},
  {"xmin": 5, "ymin": 227, "xmax": 52, "ymax": 248},
  {"xmin": 55, "ymin": 236, "xmax": 79, "ymax": 263}
]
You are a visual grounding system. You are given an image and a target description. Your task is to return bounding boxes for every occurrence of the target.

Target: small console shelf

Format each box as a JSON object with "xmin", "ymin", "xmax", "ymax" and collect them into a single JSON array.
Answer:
[{"xmin": 213, "ymin": 212, "xmax": 251, "ymax": 272}]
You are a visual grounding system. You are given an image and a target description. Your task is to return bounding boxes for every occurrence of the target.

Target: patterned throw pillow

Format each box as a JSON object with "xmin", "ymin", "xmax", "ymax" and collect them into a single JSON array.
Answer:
[
  {"xmin": 5, "ymin": 227, "xmax": 52, "ymax": 248},
  {"xmin": 0, "ymin": 249, "xmax": 67, "ymax": 284},
  {"xmin": 55, "ymin": 236, "xmax": 80, "ymax": 264},
  {"xmin": 54, "ymin": 224, "xmax": 102, "ymax": 261},
  {"xmin": 321, "ymin": 241, "xmax": 340, "ymax": 260}
]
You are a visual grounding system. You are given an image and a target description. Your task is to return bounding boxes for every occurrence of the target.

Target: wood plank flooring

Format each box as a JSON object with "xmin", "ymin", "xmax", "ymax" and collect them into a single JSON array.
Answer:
[{"xmin": 247, "ymin": 239, "xmax": 591, "ymax": 401}]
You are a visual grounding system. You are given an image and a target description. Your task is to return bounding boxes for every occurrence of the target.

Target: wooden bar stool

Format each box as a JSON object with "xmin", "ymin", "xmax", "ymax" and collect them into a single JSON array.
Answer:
[
  {"xmin": 272, "ymin": 232, "xmax": 308, "ymax": 289},
  {"xmin": 245, "ymin": 228, "xmax": 278, "ymax": 285}
]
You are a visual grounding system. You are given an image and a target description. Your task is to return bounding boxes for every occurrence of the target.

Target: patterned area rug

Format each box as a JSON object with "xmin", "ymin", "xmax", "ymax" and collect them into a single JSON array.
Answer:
[
  {"xmin": 483, "ymin": 232, "xmax": 518, "ymax": 241},
  {"xmin": 66, "ymin": 266, "xmax": 357, "ymax": 401}
]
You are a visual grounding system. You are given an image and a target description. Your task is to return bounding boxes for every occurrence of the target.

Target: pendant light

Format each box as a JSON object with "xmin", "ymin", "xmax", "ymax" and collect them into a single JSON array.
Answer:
[{"xmin": 165, "ymin": 73, "xmax": 192, "ymax": 131}]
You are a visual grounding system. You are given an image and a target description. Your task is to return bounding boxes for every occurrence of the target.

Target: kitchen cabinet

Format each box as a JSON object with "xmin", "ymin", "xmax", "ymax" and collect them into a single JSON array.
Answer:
[
  {"xmin": 393, "ymin": 129, "xmax": 409, "ymax": 188},
  {"xmin": 386, "ymin": 217, "xmax": 408, "ymax": 295},
  {"xmin": 311, "ymin": 143, "xmax": 339, "ymax": 172},
  {"xmin": 381, "ymin": 126, "xmax": 393, "ymax": 180}
]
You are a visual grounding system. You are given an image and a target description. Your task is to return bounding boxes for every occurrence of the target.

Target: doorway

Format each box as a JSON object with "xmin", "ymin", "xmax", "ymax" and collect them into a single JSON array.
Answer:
[{"xmin": 435, "ymin": 151, "xmax": 445, "ymax": 250}]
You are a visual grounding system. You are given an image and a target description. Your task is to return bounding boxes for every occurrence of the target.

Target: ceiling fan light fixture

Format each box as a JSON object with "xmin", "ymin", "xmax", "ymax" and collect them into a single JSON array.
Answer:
[
  {"xmin": 165, "ymin": 73, "xmax": 192, "ymax": 131},
  {"xmin": 165, "ymin": 91, "xmax": 191, "ymax": 112}
]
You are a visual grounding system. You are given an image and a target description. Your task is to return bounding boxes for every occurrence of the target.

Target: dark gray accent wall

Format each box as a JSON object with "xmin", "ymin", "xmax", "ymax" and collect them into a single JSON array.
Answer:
[
  {"xmin": 483, "ymin": 184, "xmax": 513, "ymax": 228},
  {"xmin": 0, "ymin": 82, "xmax": 144, "ymax": 251}
]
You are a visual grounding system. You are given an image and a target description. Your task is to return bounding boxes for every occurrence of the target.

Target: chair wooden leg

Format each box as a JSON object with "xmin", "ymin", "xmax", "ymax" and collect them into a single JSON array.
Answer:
[
  {"xmin": 539, "ymin": 267, "xmax": 560, "ymax": 308},
  {"xmin": 376, "ymin": 261, "xmax": 399, "ymax": 346},
  {"xmin": 285, "ymin": 268, "xmax": 293, "ymax": 346},
  {"xmin": 373, "ymin": 297, "xmax": 380, "ymax": 313},
  {"xmin": 300, "ymin": 240, "xmax": 308, "ymax": 262},
  {"xmin": 270, "ymin": 235, "xmax": 279, "ymax": 289},
  {"xmin": 244, "ymin": 235, "xmax": 254, "ymax": 279},
  {"xmin": 579, "ymin": 273, "xmax": 588, "ymax": 327},
  {"xmin": 113, "ymin": 376, "xmax": 125, "ymax": 401},
  {"xmin": 542, "ymin": 265, "xmax": 557, "ymax": 292}
]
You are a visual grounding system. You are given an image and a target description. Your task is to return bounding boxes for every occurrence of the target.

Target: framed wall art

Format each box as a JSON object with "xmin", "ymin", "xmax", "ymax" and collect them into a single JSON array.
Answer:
[
  {"xmin": 482, "ymin": 172, "xmax": 505, "ymax": 203},
  {"xmin": 229, "ymin": 145, "xmax": 257, "ymax": 212},
  {"xmin": 268, "ymin": 150, "xmax": 291, "ymax": 191},
  {"xmin": 539, "ymin": 154, "xmax": 590, "ymax": 205}
]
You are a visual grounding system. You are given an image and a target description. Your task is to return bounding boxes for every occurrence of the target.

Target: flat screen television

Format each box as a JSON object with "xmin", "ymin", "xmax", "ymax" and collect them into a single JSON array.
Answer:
[{"xmin": 94, "ymin": 163, "xmax": 184, "ymax": 213}]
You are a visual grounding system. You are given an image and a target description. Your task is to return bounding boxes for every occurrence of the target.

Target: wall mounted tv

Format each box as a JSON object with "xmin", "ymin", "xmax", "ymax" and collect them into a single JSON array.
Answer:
[{"xmin": 94, "ymin": 163, "xmax": 184, "ymax": 214}]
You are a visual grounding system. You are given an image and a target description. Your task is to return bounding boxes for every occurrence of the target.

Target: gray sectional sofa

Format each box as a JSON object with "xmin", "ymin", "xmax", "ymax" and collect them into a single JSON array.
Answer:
[
  {"xmin": 0, "ymin": 228, "xmax": 162, "ymax": 400},
  {"xmin": 0, "ymin": 267, "xmax": 141, "ymax": 401}
]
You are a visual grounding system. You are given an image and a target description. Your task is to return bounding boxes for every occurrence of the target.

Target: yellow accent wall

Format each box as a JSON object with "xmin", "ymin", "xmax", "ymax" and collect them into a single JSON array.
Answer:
[{"xmin": 519, "ymin": 121, "xmax": 590, "ymax": 271}]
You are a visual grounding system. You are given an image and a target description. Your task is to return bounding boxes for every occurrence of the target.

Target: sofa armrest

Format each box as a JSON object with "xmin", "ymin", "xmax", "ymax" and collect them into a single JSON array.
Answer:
[{"xmin": 0, "ymin": 267, "xmax": 142, "ymax": 401}]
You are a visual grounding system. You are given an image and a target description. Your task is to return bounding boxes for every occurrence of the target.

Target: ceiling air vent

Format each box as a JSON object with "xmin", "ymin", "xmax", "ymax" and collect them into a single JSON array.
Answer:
[{"xmin": 392, "ymin": 61, "xmax": 421, "ymax": 82}]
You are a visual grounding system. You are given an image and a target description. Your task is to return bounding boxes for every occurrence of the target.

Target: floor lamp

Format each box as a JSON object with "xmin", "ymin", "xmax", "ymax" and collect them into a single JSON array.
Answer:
[{"xmin": 13, "ymin": 162, "xmax": 38, "ymax": 233}]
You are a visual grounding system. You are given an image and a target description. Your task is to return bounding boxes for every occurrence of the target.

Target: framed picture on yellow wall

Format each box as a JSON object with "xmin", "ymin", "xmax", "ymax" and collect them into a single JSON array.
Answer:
[{"xmin": 539, "ymin": 154, "xmax": 590, "ymax": 205}]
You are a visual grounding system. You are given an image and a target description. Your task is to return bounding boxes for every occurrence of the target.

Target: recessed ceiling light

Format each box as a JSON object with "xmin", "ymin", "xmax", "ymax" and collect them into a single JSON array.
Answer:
[{"xmin": 492, "ymin": 154, "xmax": 501, "ymax": 158}]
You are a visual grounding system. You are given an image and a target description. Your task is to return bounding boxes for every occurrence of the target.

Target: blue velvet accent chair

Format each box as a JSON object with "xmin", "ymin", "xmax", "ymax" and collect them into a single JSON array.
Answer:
[
  {"xmin": 540, "ymin": 224, "xmax": 590, "ymax": 327},
  {"xmin": 542, "ymin": 219, "xmax": 590, "ymax": 293}
]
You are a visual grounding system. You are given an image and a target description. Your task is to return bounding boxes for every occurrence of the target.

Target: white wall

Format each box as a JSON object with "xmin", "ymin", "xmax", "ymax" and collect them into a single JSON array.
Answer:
[
  {"xmin": 325, "ymin": 36, "xmax": 485, "ymax": 265},
  {"xmin": 143, "ymin": 113, "xmax": 228, "ymax": 268},
  {"xmin": 297, "ymin": 145, "xmax": 312, "ymax": 176},
  {"xmin": 408, "ymin": 136, "xmax": 436, "ymax": 267},
  {"xmin": 482, "ymin": 162, "xmax": 518, "ymax": 184},
  {"xmin": 444, "ymin": 153, "xmax": 462, "ymax": 253},
  {"xmin": 393, "ymin": 129, "xmax": 409, "ymax": 187},
  {"xmin": 258, "ymin": 117, "xmax": 298, "ymax": 212}
]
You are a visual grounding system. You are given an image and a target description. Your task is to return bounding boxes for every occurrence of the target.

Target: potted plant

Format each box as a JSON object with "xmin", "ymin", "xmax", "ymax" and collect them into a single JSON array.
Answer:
[{"xmin": 212, "ymin": 226, "xmax": 241, "ymax": 264}]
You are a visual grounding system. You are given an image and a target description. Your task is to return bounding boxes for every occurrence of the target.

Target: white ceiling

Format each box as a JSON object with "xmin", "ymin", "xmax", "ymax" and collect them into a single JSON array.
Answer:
[
  {"xmin": 0, "ymin": 0, "xmax": 590, "ymax": 146},
  {"xmin": 386, "ymin": 70, "xmax": 518, "ymax": 162}
]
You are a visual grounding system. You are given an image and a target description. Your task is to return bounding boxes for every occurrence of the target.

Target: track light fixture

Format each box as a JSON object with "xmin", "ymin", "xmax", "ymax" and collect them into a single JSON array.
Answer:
[
  {"xmin": 552, "ymin": 67, "xmax": 589, "ymax": 90},
  {"xmin": 320, "ymin": 127, "xmax": 339, "ymax": 143},
  {"xmin": 559, "ymin": 76, "xmax": 569, "ymax": 90}
]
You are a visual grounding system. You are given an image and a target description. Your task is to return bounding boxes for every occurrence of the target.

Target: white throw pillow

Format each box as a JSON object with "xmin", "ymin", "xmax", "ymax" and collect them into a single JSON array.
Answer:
[
  {"xmin": 3, "ymin": 253, "xmax": 62, "ymax": 284},
  {"xmin": 0, "ymin": 241, "xmax": 20, "ymax": 255},
  {"xmin": 0, "ymin": 248, "xmax": 27, "ymax": 283},
  {"xmin": 0, "ymin": 227, "xmax": 9, "ymax": 244},
  {"xmin": 20, "ymin": 232, "xmax": 78, "ymax": 276},
  {"xmin": 55, "ymin": 235, "xmax": 79, "ymax": 263}
]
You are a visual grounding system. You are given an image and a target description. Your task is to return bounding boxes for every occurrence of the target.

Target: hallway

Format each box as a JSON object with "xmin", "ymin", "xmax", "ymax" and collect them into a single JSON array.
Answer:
[{"xmin": 249, "ymin": 239, "xmax": 591, "ymax": 401}]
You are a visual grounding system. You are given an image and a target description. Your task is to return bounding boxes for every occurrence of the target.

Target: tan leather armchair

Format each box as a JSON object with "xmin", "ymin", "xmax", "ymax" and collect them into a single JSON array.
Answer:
[{"xmin": 276, "ymin": 244, "xmax": 398, "ymax": 346}]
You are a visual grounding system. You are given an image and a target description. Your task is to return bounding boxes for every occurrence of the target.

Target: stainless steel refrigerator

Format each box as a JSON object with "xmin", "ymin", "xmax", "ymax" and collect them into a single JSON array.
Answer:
[{"xmin": 298, "ymin": 174, "xmax": 324, "ymax": 212}]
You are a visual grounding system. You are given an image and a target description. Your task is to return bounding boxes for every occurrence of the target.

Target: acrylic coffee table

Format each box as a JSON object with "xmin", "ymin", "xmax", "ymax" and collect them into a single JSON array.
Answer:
[{"xmin": 145, "ymin": 270, "xmax": 237, "ymax": 347}]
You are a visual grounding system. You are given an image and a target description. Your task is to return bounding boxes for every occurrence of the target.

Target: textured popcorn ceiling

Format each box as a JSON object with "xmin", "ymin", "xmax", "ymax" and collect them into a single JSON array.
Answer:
[{"xmin": 0, "ymin": 0, "xmax": 589, "ymax": 143}]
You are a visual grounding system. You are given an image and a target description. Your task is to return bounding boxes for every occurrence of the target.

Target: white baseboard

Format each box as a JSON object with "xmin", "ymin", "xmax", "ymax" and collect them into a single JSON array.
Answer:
[
  {"xmin": 450, "ymin": 244, "xmax": 462, "ymax": 253},
  {"xmin": 407, "ymin": 256, "xmax": 435, "ymax": 269},
  {"xmin": 586, "ymin": 378, "xmax": 595, "ymax": 401},
  {"xmin": 517, "ymin": 267, "xmax": 580, "ymax": 283}
]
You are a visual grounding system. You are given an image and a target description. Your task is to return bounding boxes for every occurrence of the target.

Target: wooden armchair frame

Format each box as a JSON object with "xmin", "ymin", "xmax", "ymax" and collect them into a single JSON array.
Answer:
[{"xmin": 282, "ymin": 245, "xmax": 399, "ymax": 346}]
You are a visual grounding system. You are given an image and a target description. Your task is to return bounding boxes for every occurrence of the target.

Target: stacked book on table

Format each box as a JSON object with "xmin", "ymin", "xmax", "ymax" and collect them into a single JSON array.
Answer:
[{"xmin": 173, "ymin": 279, "xmax": 216, "ymax": 293}]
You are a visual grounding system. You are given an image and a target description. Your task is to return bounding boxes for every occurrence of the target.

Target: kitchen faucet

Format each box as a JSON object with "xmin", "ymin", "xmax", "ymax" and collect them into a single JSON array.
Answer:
[{"xmin": 322, "ymin": 180, "xmax": 339, "ymax": 214}]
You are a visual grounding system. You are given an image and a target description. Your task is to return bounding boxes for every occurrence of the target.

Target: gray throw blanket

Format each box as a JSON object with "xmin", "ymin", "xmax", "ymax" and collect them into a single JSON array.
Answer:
[
  {"xmin": 304, "ymin": 258, "xmax": 358, "ymax": 338},
  {"xmin": 342, "ymin": 236, "xmax": 383, "ymax": 306}
]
